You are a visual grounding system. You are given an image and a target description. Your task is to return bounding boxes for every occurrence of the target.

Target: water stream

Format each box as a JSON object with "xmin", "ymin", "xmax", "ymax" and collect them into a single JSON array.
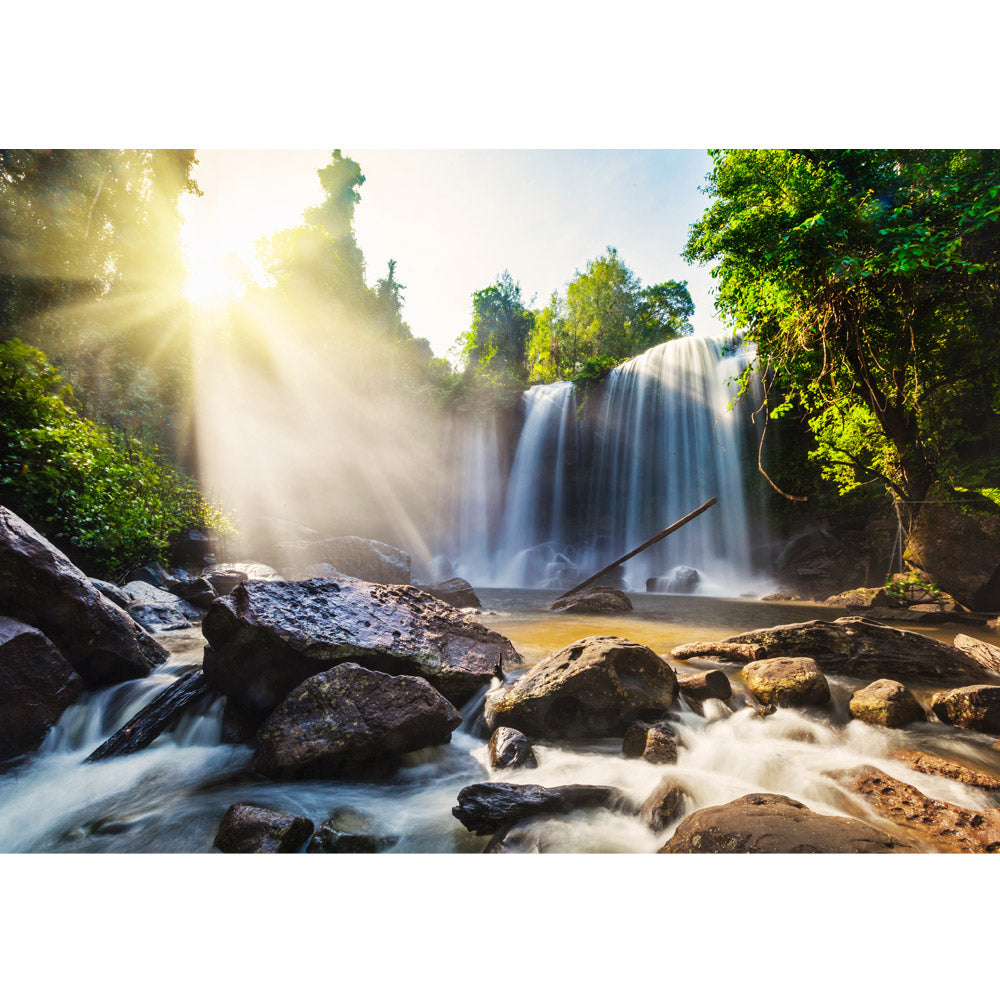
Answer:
[{"xmin": 3, "ymin": 592, "xmax": 998, "ymax": 853}]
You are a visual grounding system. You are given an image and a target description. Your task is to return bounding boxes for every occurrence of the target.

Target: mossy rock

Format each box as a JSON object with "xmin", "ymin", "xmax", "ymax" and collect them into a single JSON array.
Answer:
[
  {"xmin": 742, "ymin": 657, "xmax": 831, "ymax": 708},
  {"xmin": 849, "ymin": 679, "xmax": 925, "ymax": 728}
]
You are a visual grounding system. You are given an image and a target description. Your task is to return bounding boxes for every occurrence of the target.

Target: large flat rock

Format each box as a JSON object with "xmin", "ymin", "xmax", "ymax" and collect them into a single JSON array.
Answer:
[
  {"xmin": 0, "ymin": 506, "xmax": 167, "ymax": 686},
  {"xmin": 273, "ymin": 535, "xmax": 411, "ymax": 584},
  {"xmin": 202, "ymin": 576, "xmax": 520, "ymax": 721}
]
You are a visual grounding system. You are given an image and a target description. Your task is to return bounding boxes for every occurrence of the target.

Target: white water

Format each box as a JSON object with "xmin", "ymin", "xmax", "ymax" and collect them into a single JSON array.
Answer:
[{"xmin": 437, "ymin": 334, "xmax": 771, "ymax": 595}]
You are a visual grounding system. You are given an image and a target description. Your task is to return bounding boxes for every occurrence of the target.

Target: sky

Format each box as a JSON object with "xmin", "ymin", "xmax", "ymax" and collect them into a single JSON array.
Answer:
[{"xmin": 179, "ymin": 149, "xmax": 729, "ymax": 360}]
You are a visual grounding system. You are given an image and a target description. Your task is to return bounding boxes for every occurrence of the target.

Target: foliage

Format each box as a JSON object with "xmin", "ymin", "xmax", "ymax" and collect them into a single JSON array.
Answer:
[
  {"xmin": 685, "ymin": 149, "xmax": 1000, "ymax": 507},
  {"xmin": 458, "ymin": 271, "xmax": 534, "ymax": 379},
  {"xmin": 0, "ymin": 339, "xmax": 231, "ymax": 575},
  {"xmin": 884, "ymin": 570, "xmax": 941, "ymax": 598}
]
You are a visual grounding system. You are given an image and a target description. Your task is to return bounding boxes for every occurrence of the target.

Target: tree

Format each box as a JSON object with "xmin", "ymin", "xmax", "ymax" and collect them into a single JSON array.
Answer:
[
  {"xmin": 684, "ymin": 149, "xmax": 1000, "ymax": 509},
  {"xmin": 460, "ymin": 271, "xmax": 534, "ymax": 379},
  {"xmin": 636, "ymin": 279, "xmax": 694, "ymax": 348},
  {"xmin": 565, "ymin": 246, "xmax": 641, "ymax": 365}
]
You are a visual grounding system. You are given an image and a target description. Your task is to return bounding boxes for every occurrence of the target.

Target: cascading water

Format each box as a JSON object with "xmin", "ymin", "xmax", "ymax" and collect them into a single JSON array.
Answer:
[{"xmin": 437, "ymin": 333, "xmax": 769, "ymax": 595}]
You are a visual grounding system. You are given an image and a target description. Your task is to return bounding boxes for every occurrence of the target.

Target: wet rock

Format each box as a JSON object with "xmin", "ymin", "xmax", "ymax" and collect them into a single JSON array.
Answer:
[
  {"xmin": 888, "ymin": 749, "xmax": 1000, "ymax": 791},
  {"xmin": 761, "ymin": 592, "xmax": 806, "ymax": 602},
  {"xmin": 646, "ymin": 566, "xmax": 701, "ymax": 594},
  {"xmin": 301, "ymin": 563, "xmax": 338, "ymax": 579},
  {"xmin": 659, "ymin": 792, "xmax": 912, "ymax": 853},
  {"xmin": 88, "ymin": 578, "xmax": 130, "ymax": 608},
  {"xmin": 839, "ymin": 766, "xmax": 1000, "ymax": 853},
  {"xmin": 484, "ymin": 635, "xmax": 677, "ymax": 739},
  {"xmin": 122, "ymin": 581, "xmax": 201, "ymax": 619},
  {"xmin": 622, "ymin": 720, "xmax": 679, "ymax": 763},
  {"xmin": 213, "ymin": 803, "xmax": 314, "ymax": 853},
  {"xmin": 640, "ymin": 778, "xmax": 689, "ymax": 832},
  {"xmin": 549, "ymin": 587, "xmax": 633, "ymax": 614},
  {"xmin": 170, "ymin": 528, "xmax": 214, "ymax": 566},
  {"xmin": 452, "ymin": 781, "xmax": 633, "ymax": 836},
  {"xmin": 0, "ymin": 616, "xmax": 84, "ymax": 762},
  {"xmin": 126, "ymin": 601, "xmax": 192, "ymax": 633},
  {"xmin": 420, "ymin": 578, "xmax": 481, "ymax": 609},
  {"xmin": 953, "ymin": 633, "xmax": 1000, "ymax": 675},
  {"xmin": 848, "ymin": 679, "xmax": 925, "ymax": 728},
  {"xmin": 676, "ymin": 669, "xmax": 732, "ymax": 702},
  {"xmin": 931, "ymin": 685, "xmax": 1000, "ymax": 734},
  {"xmin": 123, "ymin": 563, "xmax": 178, "ymax": 589},
  {"xmin": 742, "ymin": 657, "xmax": 831, "ymax": 708},
  {"xmin": 202, "ymin": 568, "xmax": 248, "ymax": 595},
  {"xmin": 307, "ymin": 808, "xmax": 396, "ymax": 853},
  {"xmin": 254, "ymin": 663, "xmax": 462, "ymax": 779},
  {"xmin": 483, "ymin": 821, "xmax": 549, "ymax": 853},
  {"xmin": 203, "ymin": 576, "xmax": 520, "ymax": 721},
  {"xmin": 167, "ymin": 575, "xmax": 217, "ymax": 611},
  {"xmin": 275, "ymin": 536, "xmax": 411, "ymax": 585},
  {"xmin": 487, "ymin": 727, "xmax": 537, "ymax": 770},
  {"xmin": 0, "ymin": 506, "xmax": 167, "ymax": 686},
  {"xmin": 719, "ymin": 616, "xmax": 989, "ymax": 684},
  {"xmin": 823, "ymin": 587, "xmax": 900, "ymax": 609}
]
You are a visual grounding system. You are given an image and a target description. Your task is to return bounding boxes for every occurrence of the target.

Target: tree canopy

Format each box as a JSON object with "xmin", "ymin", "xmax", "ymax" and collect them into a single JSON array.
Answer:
[{"xmin": 684, "ymin": 149, "xmax": 1000, "ymax": 508}]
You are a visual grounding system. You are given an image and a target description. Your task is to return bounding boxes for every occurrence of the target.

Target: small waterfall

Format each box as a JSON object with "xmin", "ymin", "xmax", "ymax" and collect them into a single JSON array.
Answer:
[{"xmin": 438, "ymin": 333, "xmax": 768, "ymax": 594}]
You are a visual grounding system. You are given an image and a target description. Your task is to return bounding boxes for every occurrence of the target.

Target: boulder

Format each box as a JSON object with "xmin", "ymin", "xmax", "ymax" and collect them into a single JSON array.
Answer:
[
  {"xmin": 484, "ymin": 635, "xmax": 677, "ymax": 739},
  {"xmin": 640, "ymin": 778, "xmax": 689, "ymax": 832},
  {"xmin": 487, "ymin": 727, "xmax": 537, "ymax": 770},
  {"xmin": 0, "ymin": 616, "xmax": 84, "ymax": 762},
  {"xmin": 202, "ymin": 568, "xmax": 247, "ymax": 595},
  {"xmin": 742, "ymin": 657, "xmax": 831, "ymax": 708},
  {"xmin": 888, "ymin": 749, "xmax": 1000, "ymax": 791},
  {"xmin": 202, "ymin": 577, "xmax": 520, "ymax": 721},
  {"xmin": 167, "ymin": 576, "xmax": 217, "ymax": 611},
  {"xmin": 848, "ymin": 679, "xmax": 925, "ymax": 728},
  {"xmin": 123, "ymin": 563, "xmax": 178, "ymax": 589},
  {"xmin": 0, "ymin": 506, "xmax": 167, "ymax": 686},
  {"xmin": 646, "ymin": 566, "xmax": 701, "ymax": 594},
  {"xmin": 254, "ymin": 663, "xmax": 462, "ymax": 779},
  {"xmin": 274, "ymin": 536, "xmax": 410, "ymax": 585},
  {"xmin": 953, "ymin": 634, "xmax": 1000, "ymax": 675},
  {"xmin": 622, "ymin": 719, "xmax": 679, "ymax": 763},
  {"xmin": 931, "ymin": 685, "xmax": 1000, "ymax": 734},
  {"xmin": 420, "ymin": 578, "xmax": 481, "ymax": 609},
  {"xmin": 301, "ymin": 563, "xmax": 338, "ymax": 579},
  {"xmin": 904, "ymin": 489, "xmax": 1000, "ymax": 610},
  {"xmin": 213, "ymin": 803, "xmax": 314, "ymax": 853},
  {"xmin": 761, "ymin": 592, "xmax": 806, "ymax": 602},
  {"xmin": 717, "ymin": 616, "xmax": 988, "ymax": 684},
  {"xmin": 122, "ymin": 581, "xmax": 201, "ymax": 620},
  {"xmin": 170, "ymin": 528, "xmax": 214, "ymax": 566},
  {"xmin": 126, "ymin": 601, "xmax": 192, "ymax": 633},
  {"xmin": 549, "ymin": 587, "xmax": 633, "ymax": 614},
  {"xmin": 659, "ymin": 792, "xmax": 912, "ymax": 853},
  {"xmin": 676, "ymin": 669, "xmax": 732, "ymax": 702},
  {"xmin": 452, "ymin": 782, "xmax": 633, "ymax": 836},
  {"xmin": 839, "ymin": 766, "xmax": 1000, "ymax": 853},
  {"xmin": 306, "ymin": 809, "xmax": 396, "ymax": 853},
  {"xmin": 823, "ymin": 587, "xmax": 898, "ymax": 609},
  {"xmin": 88, "ymin": 578, "xmax": 130, "ymax": 608}
]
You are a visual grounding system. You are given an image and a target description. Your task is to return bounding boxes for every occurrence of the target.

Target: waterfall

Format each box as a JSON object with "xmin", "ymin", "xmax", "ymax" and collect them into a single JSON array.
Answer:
[{"xmin": 437, "ymin": 333, "xmax": 768, "ymax": 595}]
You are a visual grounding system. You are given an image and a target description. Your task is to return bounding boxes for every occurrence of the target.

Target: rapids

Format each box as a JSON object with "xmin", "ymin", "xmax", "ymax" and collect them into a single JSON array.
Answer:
[{"xmin": 3, "ymin": 590, "xmax": 998, "ymax": 853}]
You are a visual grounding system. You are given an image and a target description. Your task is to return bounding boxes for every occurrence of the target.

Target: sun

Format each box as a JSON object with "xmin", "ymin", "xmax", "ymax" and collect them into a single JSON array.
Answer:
[{"xmin": 183, "ymin": 249, "xmax": 250, "ymax": 309}]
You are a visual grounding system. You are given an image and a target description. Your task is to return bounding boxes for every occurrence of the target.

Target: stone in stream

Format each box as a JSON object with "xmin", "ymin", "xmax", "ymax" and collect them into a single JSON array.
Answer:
[
  {"xmin": 848, "ymin": 678, "xmax": 925, "ymax": 728},
  {"xmin": 452, "ymin": 782, "xmax": 635, "ymax": 836},
  {"xmin": 0, "ymin": 616, "xmax": 84, "ymax": 763},
  {"xmin": 548, "ymin": 587, "xmax": 633, "ymax": 614},
  {"xmin": 89, "ymin": 578, "xmax": 131, "ymax": 609},
  {"xmin": 419, "ymin": 578, "xmax": 481, "ymax": 609},
  {"xmin": 166, "ymin": 575, "xmax": 218, "ymax": 611},
  {"xmin": 123, "ymin": 581, "xmax": 202, "ymax": 620},
  {"xmin": 126, "ymin": 601, "xmax": 193, "ymax": 633},
  {"xmin": 85, "ymin": 670, "xmax": 210, "ymax": 762},
  {"xmin": 484, "ymin": 635, "xmax": 677, "ymax": 740},
  {"xmin": 714, "ymin": 616, "xmax": 989, "ymax": 684},
  {"xmin": 676, "ymin": 669, "xmax": 732, "ymax": 702},
  {"xmin": 487, "ymin": 727, "xmax": 537, "ymax": 770},
  {"xmin": 931, "ymin": 685, "xmax": 1000, "ymax": 734},
  {"xmin": 953, "ymin": 633, "xmax": 1000, "ymax": 675},
  {"xmin": 274, "ymin": 535, "xmax": 411, "ymax": 585},
  {"xmin": 888, "ymin": 749, "xmax": 1000, "ymax": 791},
  {"xmin": 646, "ymin": 566, "xmax": 701, "ymax": 595},
  {"xmin": 658, "ymin": 792, "xmax": 914, "ymax": 854},
  {"xmin": 123, "ymin": 563, "xmax": 178, "ymax": 589},
  {"xmin": 307, "ymin": 808, "xmax": 397, "ymax": 853},
  {"xmin": 213, "ymin": 803, "xmax": 314, "ymax": 854},
  {"xmin": 640, "ymin": 778, "xmax": 690, "ymax": 833},
  {"xmin": 254, "ymin": 663, "xmax": 462, "ymax": 780},
  {"xmin": 742, "ymin": 657, "xmax": 831, "ymax": 709},
  {"xmin": 838, "ymin": 766, "xmax": 1000, "ymax": 853},
  {"xmin": 0, "ymin": 505, "xmax": 167, "ymax": 686},
  {"xmin": 202, "ymin": 576, "xmax": 520, "ymax": 722},
  {"xmin": 622, "ymin": 719, "xmax": 679, "ymax": 764}
]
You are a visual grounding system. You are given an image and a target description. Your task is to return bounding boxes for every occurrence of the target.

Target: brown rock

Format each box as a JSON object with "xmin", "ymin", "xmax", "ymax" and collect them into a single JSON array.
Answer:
[
  {"xmin": 622, "ymin": 719, "xmax": 679, "ymax": 763},
  {"xmin": 931, "ymin": 685, "xmax": 1000, "ymax": 734},
  {"xmin": 640, "ymin": 778, "xmax": 689, "ymax": 832},
  {"xmin": 848, "ymin": 679, "xmax": 925, "ymax": 728},
  {"xmin": 840, "ymin": 766, "xmax": 1000, "ymax": 853},
  {"xmin": 761, "ymin": 592, "xmax": 806, "ymax": 602},
  {"xmin": 485, "ymin": 635, "xmax": 677, "ymax": 739},
  {"xmin": 0, "ymin": 506, "xmax": 167, "ymax": 686},
  {"xmin": 677, "ymin": 669, "xmax": 732, "ymax": 702},
  {"xmin": 487, "ymin": 727, "xmax": 537, "ymax": 770},
  {"xmin": 549, "ymin": 587, "xmax": 633, "ymax": 614},
  {"xmin": 953, "ymin": 634, "xmax": 1000, "ymax": 675},
  {"xmin": 275, "ymin": 535, "xmax": 410, "ymax": 584},
  {"xmin": 742, "ymin": 657, "xmax": 831, "ymax": 708},
  {"xmin": 659, "ymin": 792, "xmax": 911, "ymax": 853},
  {"xmin": 213, "ymin": 803, "xmax": 314, "ymax": 853},
  {"xmin": 889, "ymin": 749, "xmax": 1000, "ymax": 791},
  {"xmin": 420, "ymin": 578, "xmax": 481, "ymax": 609}
]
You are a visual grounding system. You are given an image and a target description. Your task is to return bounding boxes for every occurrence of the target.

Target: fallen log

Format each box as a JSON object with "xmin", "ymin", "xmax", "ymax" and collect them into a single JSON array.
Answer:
[
  {"xmin": 954, "ymin": 634, "xmax": 1000, "ymax": 675},
  {"xmin": 670, "ymin": 641, "xmax": 766, "ymax": 662},
  {"xmin": 554, "ymin": 498, "xmax": 718, "ymax": 603},
  {"xmin": 85, "ymin": 670, "xmax": 209, "ymax": 762}
]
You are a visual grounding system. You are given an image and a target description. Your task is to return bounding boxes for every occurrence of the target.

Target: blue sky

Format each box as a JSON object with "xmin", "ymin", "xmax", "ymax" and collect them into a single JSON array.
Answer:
[{"xmin": 181, "ymin": 149, "xmax": 729, "ymax": 359}]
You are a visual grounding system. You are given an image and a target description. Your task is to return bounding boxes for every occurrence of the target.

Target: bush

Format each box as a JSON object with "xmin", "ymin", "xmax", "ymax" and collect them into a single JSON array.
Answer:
[{"xmin": 0, "ymin": 339, "xmax": 232, "ymax": 575}]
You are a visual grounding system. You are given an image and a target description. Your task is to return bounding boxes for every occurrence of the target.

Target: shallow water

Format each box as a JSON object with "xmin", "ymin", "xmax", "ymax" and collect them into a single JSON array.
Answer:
[{"xmin": 2, "ymin": 590, "xmax": 999, "ymax": 853}]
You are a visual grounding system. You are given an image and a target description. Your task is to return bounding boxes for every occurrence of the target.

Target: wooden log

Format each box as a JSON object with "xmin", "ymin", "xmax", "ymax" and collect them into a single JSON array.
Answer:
[
  {"xmin": 953, "ymin": 634, "xmax": 1000, "ymax": 675},
  {"xmin": 85, "ymin": 670, "xmax": 209, "ymax": 762},
  {"xmin": 554, "ymin": 498, "xmax": 718, "ymax": 603},
  {"xmin": 670, "ymin": 641, "xmax": 766, "ymax": 662}
]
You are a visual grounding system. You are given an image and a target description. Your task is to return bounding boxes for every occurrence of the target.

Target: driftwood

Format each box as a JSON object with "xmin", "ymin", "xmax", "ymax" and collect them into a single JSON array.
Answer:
[
  {"xmin": 670, "ymin": 641, "xmax": 766, "ymax": 662},
  {"xmin": 554, "ymin": 498, "xmax": 718, "ymax": 603},
  {"xmin": 85, "ymin": 670, "xmax": 209, "ymax": 762},
  {"xmin": 953, "ymin": 634, "xmax": 1000, "ymax": 675}
]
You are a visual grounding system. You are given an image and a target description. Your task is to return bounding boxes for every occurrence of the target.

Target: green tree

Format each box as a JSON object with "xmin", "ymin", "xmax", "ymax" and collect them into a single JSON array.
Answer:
[
  {"xmin": 684, "ymin": 148, "xmax": 1000, "ymax": 508},
  {"xmin": 460, "ymin": 271, "xmax": 534, "ymax": 379},
  {"xmin": 565, "ymin": 246, "xmax": 641, "ymax": 365}
]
